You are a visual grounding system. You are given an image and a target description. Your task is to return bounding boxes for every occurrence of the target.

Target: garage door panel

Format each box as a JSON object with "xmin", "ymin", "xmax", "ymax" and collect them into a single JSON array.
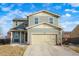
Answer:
[{"xmin": 32, "ymin": 34, "xmax": 56, "ymax": 45}]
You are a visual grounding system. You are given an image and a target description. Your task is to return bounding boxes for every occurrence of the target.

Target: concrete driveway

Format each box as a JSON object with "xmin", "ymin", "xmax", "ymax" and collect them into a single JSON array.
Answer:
[{"xmin": 23, "ymin": 42, "xmax": 79, "ymax": 56}]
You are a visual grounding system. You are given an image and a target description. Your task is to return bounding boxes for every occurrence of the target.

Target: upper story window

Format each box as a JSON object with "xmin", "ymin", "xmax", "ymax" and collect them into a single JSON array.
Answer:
[
  {"xmin": 16, "ymin": 22, "xmax": 17, "ymax": 26},
  {"xmin": 35, "ymin": 18, "xmax": 38, "ymax": 24},
  {"xmin": 49, "ymin": 18, "xmax": 53, "ymax": 24}
]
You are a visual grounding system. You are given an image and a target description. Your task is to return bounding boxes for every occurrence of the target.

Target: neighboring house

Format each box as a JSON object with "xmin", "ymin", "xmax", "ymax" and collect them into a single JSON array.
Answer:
[
  {"xmin": 62, "ymin": 32, "xmax": 71, "ymax": 44},
  {"xmin": 6, "ymin": 32, "xmax": 11, "ymax": 39},
  {"xmin": 63, "ymin": 32, "xmax": 71, "ymax": 41},
  {"xmin": 62, "ymin": 25, "xmax": 79, "ymax": 44},
  {"xmin": 63, "ymin": 25, "xmax": 79, "ymax": 40},
  {"xmin": 9, "ymin": 10, "xmax": 62, "ymax": 45},
  {"xmin": 70, "ymin": 25, "xmax": 79, "ymax": 38}
]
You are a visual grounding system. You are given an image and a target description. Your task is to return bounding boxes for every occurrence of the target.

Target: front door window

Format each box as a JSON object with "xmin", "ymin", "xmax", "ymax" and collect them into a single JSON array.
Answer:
[
  {"xmin": 14, "ymin": 39, "xmax": 19, "ymax": 43},
  {"xmin": 14, "ymin": 32, "xmax": 20, "ymax": 43}
]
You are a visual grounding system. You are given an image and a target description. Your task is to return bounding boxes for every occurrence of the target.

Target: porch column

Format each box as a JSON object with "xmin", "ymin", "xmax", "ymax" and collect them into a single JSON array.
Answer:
[
  {"xmin": 60, "ymin": 30, "xmax": 62, "ymax": 45},
  {"xmin": 59, "ymin": 30, "xmax": 62, "ymax": 45},
  {"xmin": 24, "ymin": 32, "xmax": 26, "ymax": 43},
  {"xmin": 27, "ymin": 31, "xmax": 30, "ymax": 45},
  {"xmin": 20, "ymin": 32, "xmax": 21, "ymax": 44},
  {"xmin": 10, "ymin": 32, "xmax": 13, "ymax": 44}
]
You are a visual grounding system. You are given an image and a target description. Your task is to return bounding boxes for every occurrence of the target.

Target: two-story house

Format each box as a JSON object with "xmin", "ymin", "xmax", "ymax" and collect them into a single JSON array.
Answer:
[{"xmin": 10, "ymin": 10, "xmax": 62, "ymax": 45}]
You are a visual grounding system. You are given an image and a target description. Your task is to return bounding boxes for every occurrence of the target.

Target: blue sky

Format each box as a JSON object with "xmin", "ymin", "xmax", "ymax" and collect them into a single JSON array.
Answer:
[{"xmin": 0, "ymin": 3, "xmax": 79, "ymax": 36}]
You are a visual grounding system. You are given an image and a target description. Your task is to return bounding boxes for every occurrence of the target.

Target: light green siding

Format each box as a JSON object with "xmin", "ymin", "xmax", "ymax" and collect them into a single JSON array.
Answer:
[
  {"xmin": 27, "ymin": 27, "xmax": 60, "ymax": 44},
  {"xmin": 27, "ymin": 12, "xmax": 62, "ymax": 45},
  {"xmin": 29, "ymin": 28, "xmax": 59, "ymax": 33},
  {"xmin": 29, "ymin": 15, "xmax": 59, "ymax": 27}
]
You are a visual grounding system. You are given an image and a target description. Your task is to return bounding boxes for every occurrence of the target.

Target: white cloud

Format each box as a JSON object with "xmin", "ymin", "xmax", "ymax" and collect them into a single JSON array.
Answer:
[
  {"xmin": 61, "ymin": 21, "xmax": 79, "ymax": 31},
  {"xmin": 60, "ymin": 13, "xmax": 79, "ymax": 32},
  {"xmin": 65, "ymin": 9, "xmax": 70, "ymax": 11},
  {"xmin": 0, "ymin": 9, "xmax": 31, "ymax": 36},
  {"xmin": 1, "ymin": 4, "xmax": 14, "ymax": 12},
  {"xmin": 1, "ymin": 7, "xmax": 11, "ymax": 11},
  {"xmin": 62, "ymin": 13, "xmax": 71, "ymax": 17},
  {"xmin": 9, "ymin": 9, "xmax": 29, "ymax": 18},
  {"xmin": 65, "ymin": 9, "xmax": 79, "ymax": 13},
  {"xmin": 69, "ymin": 3, "xmax": 79, "ymax": 7}
]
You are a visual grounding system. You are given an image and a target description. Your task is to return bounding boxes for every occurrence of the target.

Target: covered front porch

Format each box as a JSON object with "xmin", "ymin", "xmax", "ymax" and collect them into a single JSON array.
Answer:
[{"xmin": 10, "ymin": 30, "xmax": 27, "ymax": 44}]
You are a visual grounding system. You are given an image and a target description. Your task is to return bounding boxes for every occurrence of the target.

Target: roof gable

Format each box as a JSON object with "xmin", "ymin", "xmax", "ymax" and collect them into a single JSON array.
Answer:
[
  {"xmin": 10, "ymin": 20, "xmax": 28, "ymax": 30},
  {"xmin": 33, "ymin": 23, "xmax": 53, "ymax": 28},
  {"xmin": 72, "ymin": 25, "xmax": 79, "ymax": 33},
  {"xmin": 26, "ymin": 23, "xmax": 62, "ymax": 30},
  {"xmin": 28, "ymin": 10, "xmax": 60, "ymax": 18}
]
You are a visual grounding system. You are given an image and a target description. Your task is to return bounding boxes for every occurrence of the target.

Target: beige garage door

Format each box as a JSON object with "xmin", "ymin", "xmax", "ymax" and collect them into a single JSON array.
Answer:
[{"xmin": 32, "ymin": 34, "xmax": 56, "ymax": 45}]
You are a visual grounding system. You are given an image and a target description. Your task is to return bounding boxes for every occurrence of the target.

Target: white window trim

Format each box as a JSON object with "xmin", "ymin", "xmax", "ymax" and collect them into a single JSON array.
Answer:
[
  {"xmin": 48, "ymin": 17, "xmax": 54, "ymax": 24},
  {"xmin": 34, "ymin": 17, "xmax": 39, "ymax": 24}
]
